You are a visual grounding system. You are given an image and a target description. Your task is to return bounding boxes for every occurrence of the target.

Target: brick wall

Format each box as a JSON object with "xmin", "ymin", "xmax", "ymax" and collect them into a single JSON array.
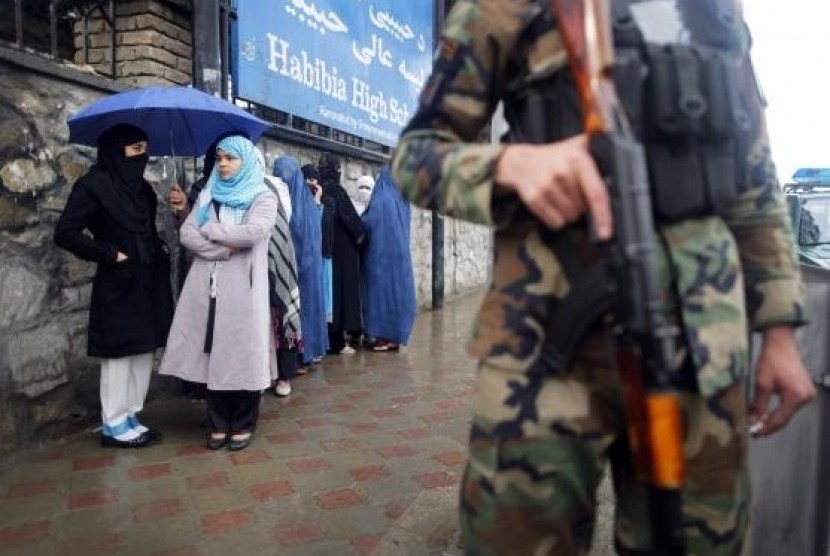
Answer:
[{"xmin": 74, "ymin": 0, "xmax": 192, "ymax": 86}]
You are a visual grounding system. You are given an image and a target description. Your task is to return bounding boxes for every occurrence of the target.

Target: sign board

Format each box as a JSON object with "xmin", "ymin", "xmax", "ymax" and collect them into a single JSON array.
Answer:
[{"xmin": 236, "ymin": 0, "xmax": 433, "ymax": 147}]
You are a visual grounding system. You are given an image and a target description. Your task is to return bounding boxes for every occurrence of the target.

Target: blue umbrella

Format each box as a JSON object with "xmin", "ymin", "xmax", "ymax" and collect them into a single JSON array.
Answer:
[{"xmin": 67, "ymin": 86, "xmax": 272, "ymax": 156}]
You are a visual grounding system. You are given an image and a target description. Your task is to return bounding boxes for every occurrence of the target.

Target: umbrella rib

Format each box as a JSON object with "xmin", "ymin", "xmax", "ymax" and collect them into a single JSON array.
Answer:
[{"xmin": 178, "ymin": 108, "xmax": 200, "ymax": 158}]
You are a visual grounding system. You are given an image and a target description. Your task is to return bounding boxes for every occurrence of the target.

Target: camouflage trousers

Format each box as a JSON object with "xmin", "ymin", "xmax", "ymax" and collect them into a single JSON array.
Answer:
[{"xmin": 460, "ymin": 331, "xmax": 750, "ymax": 556}]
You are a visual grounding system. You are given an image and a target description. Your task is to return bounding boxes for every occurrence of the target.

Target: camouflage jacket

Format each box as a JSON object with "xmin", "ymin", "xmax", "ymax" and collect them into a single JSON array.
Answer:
[{"xmin": 391, "ymin": 0, "xmax": 805, "ymax": 397}]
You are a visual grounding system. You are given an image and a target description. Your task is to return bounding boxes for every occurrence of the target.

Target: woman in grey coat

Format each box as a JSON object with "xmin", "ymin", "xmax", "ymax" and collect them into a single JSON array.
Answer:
[{"xmin": 160, "ymin": 135, "xmax": 278, "ymax": 451}]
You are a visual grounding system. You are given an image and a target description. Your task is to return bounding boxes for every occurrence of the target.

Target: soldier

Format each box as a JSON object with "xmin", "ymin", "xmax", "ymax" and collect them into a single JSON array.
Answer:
[{"xmin": 391, "ymin": 1, "xmax": 816, "ymax": 554}]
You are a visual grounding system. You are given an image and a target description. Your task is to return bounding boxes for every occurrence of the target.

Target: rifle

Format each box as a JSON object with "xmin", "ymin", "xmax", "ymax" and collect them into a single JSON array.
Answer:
[{"xmin": 548, "ymin": 1, "xmax": 686, "ymax": 554}]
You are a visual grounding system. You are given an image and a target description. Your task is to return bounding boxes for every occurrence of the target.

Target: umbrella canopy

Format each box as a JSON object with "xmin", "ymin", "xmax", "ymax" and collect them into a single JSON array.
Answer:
[{"xmin": 68, "ymin": 86, "xmax": 272, "ymax": 156}]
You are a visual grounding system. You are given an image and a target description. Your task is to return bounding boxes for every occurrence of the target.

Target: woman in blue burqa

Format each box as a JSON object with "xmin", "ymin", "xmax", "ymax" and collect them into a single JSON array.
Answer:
[
  {"xmin": 360, "ymin": 166, "xmax": 416, "ymax": 351},
  {"xmin": 273, "ymin": 156, "xmax": 328, "ymax": 367}
]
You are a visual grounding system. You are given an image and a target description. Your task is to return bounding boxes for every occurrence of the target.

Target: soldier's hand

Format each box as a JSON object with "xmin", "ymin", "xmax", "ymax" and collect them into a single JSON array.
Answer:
[
  {"xmin": 749, "ymin": 325, "xmax": 816, "ymax": 437},
  {"xmin": 495, "ymin": 135, "xmax": 612, "ymax": 240}
]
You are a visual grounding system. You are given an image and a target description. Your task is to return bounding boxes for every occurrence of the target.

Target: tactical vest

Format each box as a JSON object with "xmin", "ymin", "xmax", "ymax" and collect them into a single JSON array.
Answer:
[
  {"xmin": 503, "ymin": 0, "xmax": 752, "ymax": 222},
  {"xmin": 501, "ymin": 0, "xmax": 755, "ymax": 371}
]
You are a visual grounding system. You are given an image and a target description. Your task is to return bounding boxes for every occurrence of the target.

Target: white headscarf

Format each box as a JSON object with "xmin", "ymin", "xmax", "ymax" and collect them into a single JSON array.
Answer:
[{"xmin": 352, "ymin": 175, "xmax": 375, "ymax": 216}]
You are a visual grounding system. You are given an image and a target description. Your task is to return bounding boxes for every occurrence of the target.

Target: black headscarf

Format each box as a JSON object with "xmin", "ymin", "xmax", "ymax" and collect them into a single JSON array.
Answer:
[
  {"xmin": 301, "ymin": 164, "xmax": 319, "ymax": 182},
  {"xmin": 94, "ymin": 124, "xmax": 151, "ymax": 232},
  {"xmin": 317, "ymin": 153, "xmax": 341, "ymax": 189}
]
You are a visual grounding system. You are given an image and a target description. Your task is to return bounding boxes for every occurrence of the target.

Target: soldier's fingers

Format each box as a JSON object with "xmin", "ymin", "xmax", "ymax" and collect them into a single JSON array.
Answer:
[
  {"xmin": 546, "ymin": 177, "xmax": 582, "ymax": 223},
  {"xmin": 556, "ymin": 174, "xmax": 588, "ymax": 216},
  {"xmin": 532, "ymin": 200, "xmax": 566, "ymax": 230},
  {"xmin": 756, "ymin": 396, "xmax": 800, "ymax": 437},
  {"xmin": 572, "ymin": 154, "xmax": 612, "ymax": 240},
  {"xmin": 748, "ymin": 385, "xmax": 770, "ymax": 419}
]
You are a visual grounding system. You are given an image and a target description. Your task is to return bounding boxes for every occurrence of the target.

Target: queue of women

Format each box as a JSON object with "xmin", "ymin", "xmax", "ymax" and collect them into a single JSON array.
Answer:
[{"xmin": 55, "ymin": 123, "xmax": 417, "ymax": 451}]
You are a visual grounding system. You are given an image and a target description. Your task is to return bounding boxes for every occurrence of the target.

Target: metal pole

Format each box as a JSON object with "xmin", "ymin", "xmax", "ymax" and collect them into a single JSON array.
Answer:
[
  {"xmin": 812, "ymin": 376, "xmax": 830, "ymax": 556},
  {"xmin": 431, "ymin": 0, "xmax": 446, "ymax": 310},
  {"xmin": 14, "ymin": 0, "xmax": 23, "ymax": 48},
  {"xmin": 192, "ymin": 0, "xmax": 222, "ymax": 95},
  {"xmin": 50, "ymin": 1, "xmax": 58, "ymax": 57},
  {"xmin": 220, "ymin": 3, "xmax": 230, "ymax": 99},
  {"xmin": 108, "ymin": 0, "xmax": 115, "ymax": 77}
]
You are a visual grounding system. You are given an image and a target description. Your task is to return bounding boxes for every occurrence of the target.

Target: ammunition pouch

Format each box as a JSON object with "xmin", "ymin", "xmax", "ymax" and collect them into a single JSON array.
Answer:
[{"xmin": 642, "ymin": 44, "xmax": 750, "ymax": 221}]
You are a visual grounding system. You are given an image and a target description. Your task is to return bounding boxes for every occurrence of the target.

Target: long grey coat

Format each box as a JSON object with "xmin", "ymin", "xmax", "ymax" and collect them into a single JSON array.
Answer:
[{"xmin": 160, "ymin": 192, "xmax": 279, "ymax": 391}]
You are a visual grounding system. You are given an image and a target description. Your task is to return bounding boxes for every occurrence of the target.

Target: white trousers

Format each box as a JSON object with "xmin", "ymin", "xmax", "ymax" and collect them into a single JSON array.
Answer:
[{"xmin": 100, "ymin": 352, "xmax": 154, "ymax": 429}]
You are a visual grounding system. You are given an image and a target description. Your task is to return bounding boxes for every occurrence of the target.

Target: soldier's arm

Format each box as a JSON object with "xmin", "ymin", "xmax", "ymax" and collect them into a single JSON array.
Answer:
[
  {"xmin": 722, "ymin": 39, "xmax": 805, "ymax": 331},
  {"xmin": 391, "ymin": 0, "xmax": 523, "ymax": 226}
]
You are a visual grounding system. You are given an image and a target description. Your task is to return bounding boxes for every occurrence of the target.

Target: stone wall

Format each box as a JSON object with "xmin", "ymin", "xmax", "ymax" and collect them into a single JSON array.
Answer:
[{"xmin": 0, "ymin": 64, "xmax": 105, "ymax": 453}]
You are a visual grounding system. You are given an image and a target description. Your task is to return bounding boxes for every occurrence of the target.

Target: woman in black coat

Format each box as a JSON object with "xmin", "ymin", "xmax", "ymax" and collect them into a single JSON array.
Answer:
[
  {"xmin": 55, "ymin": 124, "xmax": 173, "ymax": 449},
  {"xmin": 317, "ymin": 153, "xmax": 366, "ymax": 354}
]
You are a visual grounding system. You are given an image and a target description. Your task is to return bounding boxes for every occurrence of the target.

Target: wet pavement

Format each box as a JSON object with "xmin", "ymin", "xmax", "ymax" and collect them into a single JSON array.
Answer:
[{"xmin": 0, "ymin": 292, "xmax": 615, "ymax": 556}]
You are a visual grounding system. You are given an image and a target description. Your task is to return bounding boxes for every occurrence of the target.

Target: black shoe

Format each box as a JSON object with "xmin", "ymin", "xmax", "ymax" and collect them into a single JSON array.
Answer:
[
  {"xmin": 142, "ymin": 428, "xmax": 163, "ymax": 442},
  {"xmin": 101, "ymin": 433, "xmax": 150, "ymax": 449},
  {"xmin": 228, "ymin": 434, "xmax": 252, "ymax": 451},
  {"xmin": 206, "ymin": 434, "xmax": 227, "ymax": 450}
]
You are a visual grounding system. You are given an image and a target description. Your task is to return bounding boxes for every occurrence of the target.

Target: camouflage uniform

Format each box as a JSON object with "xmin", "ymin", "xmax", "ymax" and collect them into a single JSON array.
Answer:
[{"xmin": 391, "ymin": 1, "xmax": 805, "ymax": 554}]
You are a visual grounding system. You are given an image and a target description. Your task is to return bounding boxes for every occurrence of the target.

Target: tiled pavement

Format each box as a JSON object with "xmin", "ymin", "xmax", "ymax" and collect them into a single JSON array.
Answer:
[
  {"xmin": 0, "ymin": 292, "xmax": 618, "ymax": 556},
  {"xmin": 0, "ymin": 293, "xmax": 481, "ymax": 556}
]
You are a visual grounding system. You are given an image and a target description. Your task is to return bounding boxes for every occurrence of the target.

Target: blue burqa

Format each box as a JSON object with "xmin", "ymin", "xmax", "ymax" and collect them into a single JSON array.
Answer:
[
  {"xmin": 361, "ymin": 166, "xmax": 416, "ymax": 344},
  {"xmin": 273, "ymin": 156, "xmax": 328, "ymax": 363}
]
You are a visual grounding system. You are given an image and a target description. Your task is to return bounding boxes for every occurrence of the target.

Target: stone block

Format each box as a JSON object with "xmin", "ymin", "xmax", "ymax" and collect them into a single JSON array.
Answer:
[
  {"xmin": 4, "ymin": 323, "xmax": 71, "ymax": 398},
  {"xmin": 38, "ymin": 190, "xmax": 69, "ymax": 215},
  {"xmin": 77, "ymin": 48, "xmax": 108, "ymax": 65},
  {"xmin": 119, "ymin": 0, "xmax": 191, "ymax": 30},
  {"xmin": 163, "ymin": 66, "xmax": 190, "ymax": 85},
  {"xmin": 58, "ymin": 284, "xmax": 92, "ymax": 313},
  {"xmin": 134, "ymin": 14, "xmax": 184, "ymax": 41},
  {"xmin": 117, "ymin": 30, "xmax": 159, "ymax": 47},
  {"xmin": 73, "ymin": 17, "xmax": 108, "ymax": 35},
  {"xmin": 161, "ymin": 36, "xmax": 191, "ymax": 59},
  {"xmin": 146, "ymin": 46, "xmax": 183, "ymax": 70},
  {"xmin": 0, "ymin": 262, "xmax": 48, "ymax": 330},
  {"xmin": 123, "ymin": 75, "xmax": 169, "ymax": 87},
  {"xmin": 117, "ymin": 0, "xmax": 154, "ymax": 17},
  {"xmin": 61, "ymin": 250, "xmax": 97, "ymax": 284},
  {"xmin": 0, "ymin": 404, "xmax": 18, "ymax": 456},
  {"xmin": 0, "ymin": 197, "xmax": 36, "ymax": 230},
  {"xmin": 115, "ymin": 16, "xmax": 138, "ymax": 32},
  {"xmin": 0, "ymin": 225, "xmax": 53, "ymax": 250},
  {"xmin": 31, "ymin": 394, "xmax": 75, "ymax": 427},
  {"xmin": 0, "ymin": 117, "xmax": 30, "ymax": 153},
  {"xmin": 0, "ymin": 158, "xmax": 57, "ymax": 194},
  {"xmin": 56, "ymin": 150, "xmax": 92, "ymax": 188},
  {"xmin": 176, "ymin": 57, "xmax": 191, "ymax": 73},
  {"xmin": 120, "ymin": 58, "xmax": 179, "ymax": 78},
  {"xmin": 76, "ymin": 32, "xmax": 113, "ymax": 50}
]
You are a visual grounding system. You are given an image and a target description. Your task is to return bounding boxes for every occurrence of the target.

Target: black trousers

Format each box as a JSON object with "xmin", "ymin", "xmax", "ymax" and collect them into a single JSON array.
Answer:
[
  {"xmin": 277, "ymin": 347, "xmax": 299, "ymax": 380},
  {"xmin": 328, "ymin": 325, "xmax": 362, "ymax": 353},
  {"xmin": 206, "ymin": 390, "xmax": 261, "ymax": 434},
  {"xmin": 328, "ymin": 324, "xmax": 345, "ymax": 353}
]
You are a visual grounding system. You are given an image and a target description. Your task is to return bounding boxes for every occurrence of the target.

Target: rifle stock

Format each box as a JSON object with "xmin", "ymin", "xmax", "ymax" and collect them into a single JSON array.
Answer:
[{"xmin": 549, "ymin": 1, "xmax": 686, "ymax": 554}]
